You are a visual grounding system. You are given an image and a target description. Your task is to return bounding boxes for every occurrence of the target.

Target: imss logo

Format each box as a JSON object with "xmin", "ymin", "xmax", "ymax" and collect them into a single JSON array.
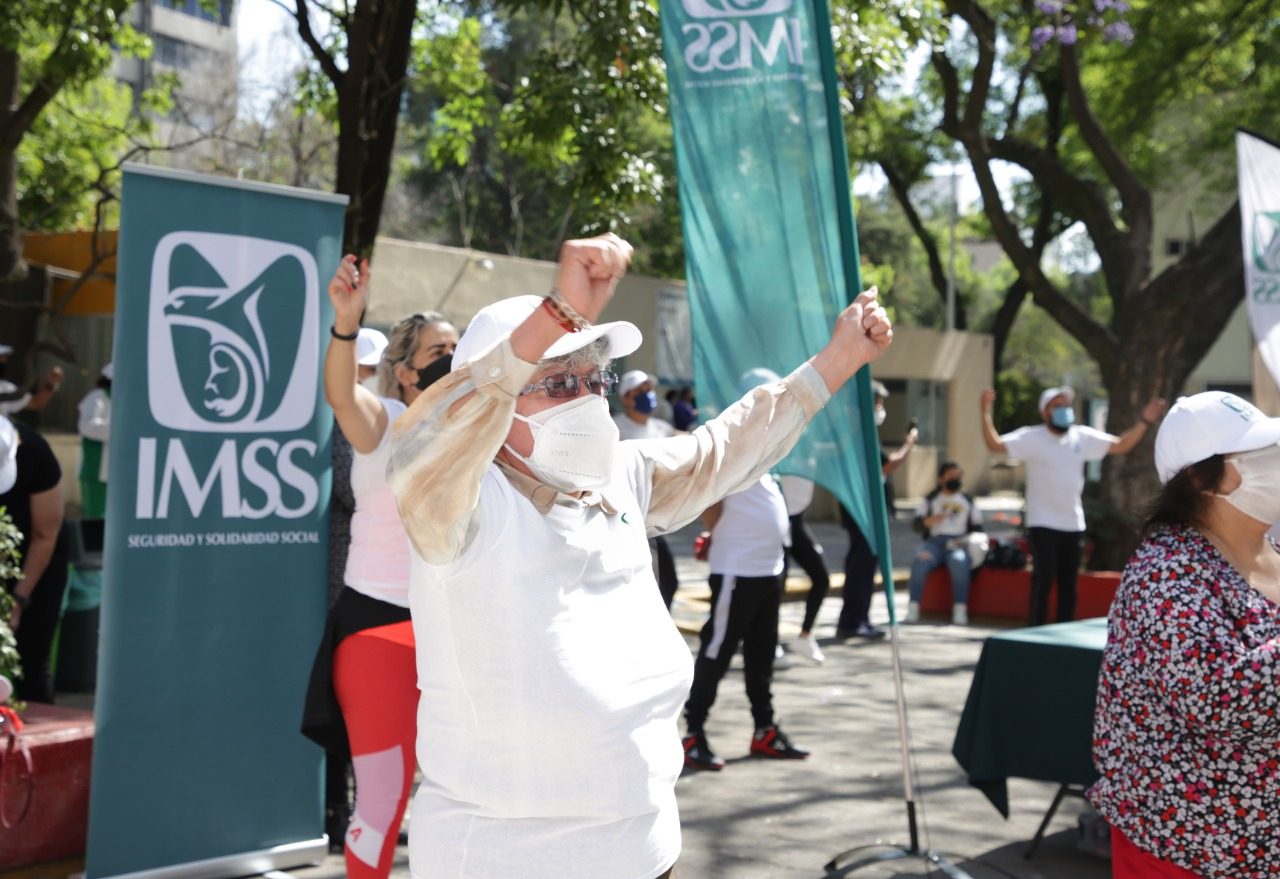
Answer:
[
  {"xmin": 137, "ymin": 232, "xmax": 321, "ymax": 520},
  {"xmin": 679, "ymin": 0, "xmax": 805, "ymax": 74},
  {"xmin": 148, "ymin": 231, "xmax": 319, "ymax": 432},
  {"xmin": 1251, "ymin": 212, "xmax": 1280, "ymax": 305}
]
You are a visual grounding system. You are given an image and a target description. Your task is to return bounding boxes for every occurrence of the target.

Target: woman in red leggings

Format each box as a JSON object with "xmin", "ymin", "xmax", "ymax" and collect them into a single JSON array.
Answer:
[{"xmin": 303, "ymin": 255, "xmax": 458, "ymax": 879}]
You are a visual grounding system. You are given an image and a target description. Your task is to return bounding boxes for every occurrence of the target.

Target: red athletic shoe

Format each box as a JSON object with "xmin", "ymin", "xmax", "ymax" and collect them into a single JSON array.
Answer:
[
  {"xmin": 750, "ymin": 725, "xmax": 809, "ymax": 759},
  {"xmin": 683, "ymin": 731, "xmax": 726, "ymax": 771}
]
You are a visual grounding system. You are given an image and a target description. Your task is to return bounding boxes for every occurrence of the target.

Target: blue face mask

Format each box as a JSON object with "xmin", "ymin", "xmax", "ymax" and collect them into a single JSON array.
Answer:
[
  {"xmin": 633, "ymin": 390, "xmax": 657, "ymax": 415},
  {"xmin": 1050, "ymin": 406, "xmax": 1075, "ymax": 429}
]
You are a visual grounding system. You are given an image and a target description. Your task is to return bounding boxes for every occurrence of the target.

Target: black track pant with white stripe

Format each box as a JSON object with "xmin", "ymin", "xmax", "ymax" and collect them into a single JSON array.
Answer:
[{"xmin": 684, "ymin": 572, "xmax": 783, "ymax": 732}]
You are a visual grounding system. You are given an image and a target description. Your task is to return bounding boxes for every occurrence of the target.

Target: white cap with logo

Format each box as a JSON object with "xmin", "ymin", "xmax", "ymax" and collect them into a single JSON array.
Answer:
[
  {"xmin": 356, "ymin": 328, "xmax": 389, "ymax": 367},
  {"xmin": 0, "ymin": 415, "xmax": 17, "ymax": 495},
  {"xmin": 452, "ymin": 295, "xmax": 642, "ymax": 371},
  {"xmin": 1038, "ymin": 386, "xmax": 1075, "ymax": 414},
  {"xmin": 1154, "ymin": 391, "xmax": 1280, "ymax": 484},
  {"xmin": 618, "ymin": 370, "xmax": 653, "ymax": 397}
]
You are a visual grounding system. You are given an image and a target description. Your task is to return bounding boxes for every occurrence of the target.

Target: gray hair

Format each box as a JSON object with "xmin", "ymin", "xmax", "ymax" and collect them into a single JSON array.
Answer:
[
  {"xmin": 377, "ymin": 310, "xmax": 450, "ymax": 399},
  {"xmin": 539, "ymin": 337, "xmax": 611, "ymax": 373}
]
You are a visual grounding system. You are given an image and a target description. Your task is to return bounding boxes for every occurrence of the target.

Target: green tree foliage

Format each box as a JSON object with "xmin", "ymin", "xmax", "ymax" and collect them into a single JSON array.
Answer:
[
  {"xmin": 0, "ymin": 0, "xmax": 145, "ymax": 282},
  {"xmin": 384, "ymin": 4, "xmax": 681, "ymax": 274}
]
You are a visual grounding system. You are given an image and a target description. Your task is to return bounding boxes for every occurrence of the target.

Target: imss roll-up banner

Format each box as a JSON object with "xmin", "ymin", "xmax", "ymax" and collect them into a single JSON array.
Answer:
[{"xmin": 87, "ymin": 166, "xmax": 344, "ymax": 879}]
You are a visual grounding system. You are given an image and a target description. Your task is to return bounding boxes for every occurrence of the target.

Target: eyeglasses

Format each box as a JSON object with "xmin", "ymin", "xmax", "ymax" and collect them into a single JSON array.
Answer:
[{"xmin": 519, "ymin": 370, "xmax": 619, "ymax": 399}]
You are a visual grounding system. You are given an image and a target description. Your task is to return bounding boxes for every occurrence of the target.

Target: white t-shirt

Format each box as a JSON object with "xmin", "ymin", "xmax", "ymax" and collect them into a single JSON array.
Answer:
[
  {"xmin": 407, "ymin": 446, "xmax": 694, "ymax": 879},
  {"xmin": 344, "ymin": 396, "xmax": 412, "ymax": 606},
  {"xmin": 1001, "ymin": 424, "xmax": 1115, "ymax": 531},
  {"xmin": 613, "ymin": 412, "xmax": 676, "ymax": 441},
  {"xmin": 707, "ymin": 475, "xmax": 790, "ymax": 577},
  {"xmin": 915, "ymin": 490, "xmax": 983, "ymax": 538}
]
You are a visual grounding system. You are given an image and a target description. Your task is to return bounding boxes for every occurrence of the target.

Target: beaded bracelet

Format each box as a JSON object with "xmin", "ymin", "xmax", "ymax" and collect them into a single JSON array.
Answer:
[{"xmin": 542, "ymin": 289, "xmax": 591, "ymax": 333}]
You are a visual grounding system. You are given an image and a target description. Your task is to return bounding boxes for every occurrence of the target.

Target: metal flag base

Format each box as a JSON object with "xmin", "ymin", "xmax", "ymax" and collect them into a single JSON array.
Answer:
[{"xmin": 821, "ymin": 625, "xmax": 976, "ymax": 879}]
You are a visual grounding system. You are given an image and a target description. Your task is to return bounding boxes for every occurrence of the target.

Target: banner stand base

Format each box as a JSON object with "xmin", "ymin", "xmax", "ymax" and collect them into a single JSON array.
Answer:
[
  {"xmin": 91, "ymin": 838, "xmax": 328, "ymax": 879},
  {"xmin": 822, "ymin": 843, "xmax": 976, "ymax": 879}
]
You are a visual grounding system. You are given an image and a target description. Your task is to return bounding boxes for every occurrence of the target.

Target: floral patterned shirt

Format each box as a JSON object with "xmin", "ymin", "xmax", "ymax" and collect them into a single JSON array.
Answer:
[{"xmin": 1090, "ymin": 524, "xmax": 1280, "ymax": 877}]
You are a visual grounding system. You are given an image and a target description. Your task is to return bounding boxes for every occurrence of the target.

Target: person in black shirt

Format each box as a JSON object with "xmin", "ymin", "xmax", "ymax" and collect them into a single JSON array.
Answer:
[{"xmin": 0, "ymin": 415, "xmax": 69, "ymax": 703}]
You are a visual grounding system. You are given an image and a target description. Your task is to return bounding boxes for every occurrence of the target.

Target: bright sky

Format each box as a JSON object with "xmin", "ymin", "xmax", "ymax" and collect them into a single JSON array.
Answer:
[{"xmin": 236, "ymin": 0, "xmax": 306, "ymax": 119}]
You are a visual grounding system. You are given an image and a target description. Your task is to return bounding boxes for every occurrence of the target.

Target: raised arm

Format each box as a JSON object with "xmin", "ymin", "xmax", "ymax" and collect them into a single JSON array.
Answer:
[
  {"xmin": 979, "ymin": 388, "xmax": 1007, "ymax": 454},
  {"xmin": 387, "ymin": 235, "xmax": 634, "ymax": 564},
  {"xmin": 326, "ymin": 255, "xmax": 389, "ymax": 454},
  {"xmin": 883, "ymin": 427, "xmax": 918, "ymax": 477},
  {"xmin": 643, "ymin": 288, "xmax": 893, "ymax": 535},
  {"xmin": 1107, "ymin": 398, "xmax": 1166, "ymax": 456}
]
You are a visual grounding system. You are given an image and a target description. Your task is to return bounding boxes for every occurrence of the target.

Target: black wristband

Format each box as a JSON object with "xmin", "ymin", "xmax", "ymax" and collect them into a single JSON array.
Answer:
[{"xmin": 330, "ymin": 324, "xmax": 359, "ymax": 341}]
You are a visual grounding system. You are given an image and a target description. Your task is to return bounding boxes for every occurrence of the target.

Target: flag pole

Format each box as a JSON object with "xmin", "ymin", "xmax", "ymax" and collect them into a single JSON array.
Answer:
[{"xmin": 809, "ymin": 1, "xmax": 974, "ymax": 874}]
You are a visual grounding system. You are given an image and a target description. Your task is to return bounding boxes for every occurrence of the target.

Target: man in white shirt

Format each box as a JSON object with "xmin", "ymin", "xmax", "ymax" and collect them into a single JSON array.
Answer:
[
  {"xmin": 614, "ymin": 370, "xmax": 681, "ymax": 607},
  {"xmin": 387, "ymin": 233, "xmax": 893, "ymax": 879},
  {"xmin": 980, "ymin": 385, "xmax": 1164, "ymax": 626}
]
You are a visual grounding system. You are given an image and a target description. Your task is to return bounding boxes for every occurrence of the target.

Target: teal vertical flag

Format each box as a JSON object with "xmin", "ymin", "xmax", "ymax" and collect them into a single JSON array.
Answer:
[
  {"xmin": 661, "ymin": 0, "xmax": 895, "ymax": 595},
  {"xmin": 87, "ymin": 166, "xmax": 345, "ymax": 878}
]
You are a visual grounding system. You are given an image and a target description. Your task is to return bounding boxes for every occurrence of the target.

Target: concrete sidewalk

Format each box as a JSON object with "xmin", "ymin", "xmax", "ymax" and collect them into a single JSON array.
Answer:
[{"xmin": 295, "ymin": 495, "xmax": 1112, "ymax": 878}]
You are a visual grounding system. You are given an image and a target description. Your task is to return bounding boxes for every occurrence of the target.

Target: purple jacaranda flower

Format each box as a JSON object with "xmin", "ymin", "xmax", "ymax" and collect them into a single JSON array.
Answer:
[
  {"xmin": 1058, "ymin": 23, "xmax": 1078, "ymax": 44},
  {"xmin": 1035, "ymin": 0, "xmax": 1062, "ymax": 14},
  {"xmin": 1103, "ymin": 20, "xmax": 1134, "ymax": 43},
  {"xmin": 1031, "ymin": 24, "xmax": 1055, "ymax": 51}
]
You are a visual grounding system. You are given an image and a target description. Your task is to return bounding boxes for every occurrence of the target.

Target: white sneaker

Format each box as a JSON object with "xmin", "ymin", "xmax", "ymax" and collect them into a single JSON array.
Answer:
[
  {"xmin": 795, "ymin": 634, "xmax": 825, "ymax": 664},
  {"xmin": 952, "ymin": 603, "xmax": 969, "ymax": 626},
  {"xmin": 773, "ymin": 643, "xmax": 791, "ymax": 669},
  {"xmin": 905, "ymin": 601, "xmax": 920, "ymax": 624}
]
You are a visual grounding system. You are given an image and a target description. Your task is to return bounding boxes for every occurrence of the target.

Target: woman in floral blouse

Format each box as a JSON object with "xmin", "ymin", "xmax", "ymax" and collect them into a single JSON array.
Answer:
[{"xmin": 1091, "ymin": 391, "xmax": 1280, "ymax": 878}]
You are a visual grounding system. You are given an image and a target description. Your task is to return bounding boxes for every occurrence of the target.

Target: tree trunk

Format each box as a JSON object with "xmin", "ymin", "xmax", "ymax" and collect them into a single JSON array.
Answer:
[
  {"xmin": 0, "ymin": 46, "xmax": 23, "ymax": 284},
  {"xmin": 334, "ymin": 0, "xmax": 418, "ymax": 256},
  {"xmin": 1090, "ymin": 204, "xmax": 1244, "ymax": 570}
]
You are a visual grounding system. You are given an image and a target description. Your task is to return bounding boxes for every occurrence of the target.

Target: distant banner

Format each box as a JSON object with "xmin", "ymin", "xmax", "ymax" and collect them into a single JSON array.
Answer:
[
  {"xmin": 661, "ymin": 0, "xmax": 892, "ymax": 582},
  {"xmin": 87, "ymin": 166, "xmax": 344, "ymax": 878},
  {"xmin": 1237, "ymin": 129, "xmax": 1280, "ymax": 386}
]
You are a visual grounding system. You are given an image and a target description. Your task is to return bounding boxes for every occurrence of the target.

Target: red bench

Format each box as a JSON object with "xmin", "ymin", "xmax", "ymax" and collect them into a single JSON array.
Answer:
[
  {"xmin": 0, "ymin": 704, "xmax": 94, "ymax": 872},
  {"xmin": 919, "ymin": 567, "xmax": 1121, "ymax": 621}
]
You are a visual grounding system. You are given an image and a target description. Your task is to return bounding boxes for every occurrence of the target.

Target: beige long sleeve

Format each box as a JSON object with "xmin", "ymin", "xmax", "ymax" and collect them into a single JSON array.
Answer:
[{"xmin": 387, "ymin": 334, "xmax": 831, "ymax": 564}]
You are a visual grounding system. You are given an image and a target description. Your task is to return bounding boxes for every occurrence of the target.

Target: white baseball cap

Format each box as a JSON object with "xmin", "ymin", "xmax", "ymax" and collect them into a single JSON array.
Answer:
[
  {"xmin": 452, "ymin": 295, "xmax": 641, "ymax": 371},
  {"xmin": 618, "ymin": 370, "xmax": 653, "ymax": 397},
  {"xmin": 101, "ymin": 361, "xmax": 114, "ymax": 381},
  {"xmin": 1154, "ymin": 392, "xmax": 1280, "ymax": 484},
  {"xmin": 0, "ymin": 416, "xmax": 17, "ymax": 495},
  {"xmin": 356, "ymin": 328, "xmax": 389, "ymax": 367},
  {"xmin": 1038, "ymin": 386, "xmax": 1075, "ymax": 414},
  {"xmin": 0, "ymin": 380, "xmax": 30, "ymax": 416}
]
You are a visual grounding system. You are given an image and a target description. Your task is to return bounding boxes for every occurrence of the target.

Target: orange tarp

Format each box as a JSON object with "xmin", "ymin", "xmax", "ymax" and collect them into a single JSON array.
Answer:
[{"xmin": 23, "ymin": 230, "xmax": 118, "ymax": 316}]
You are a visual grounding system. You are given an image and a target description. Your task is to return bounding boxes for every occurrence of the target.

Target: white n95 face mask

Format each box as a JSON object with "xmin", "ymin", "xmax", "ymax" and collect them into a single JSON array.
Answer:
[
  {"xmin": 1219, "ymin": 443, "xmax": 1280, "ymax": 525},
  {"xmin": 506, "ymin": 394, "xmax": 619, "ymax": 493}
]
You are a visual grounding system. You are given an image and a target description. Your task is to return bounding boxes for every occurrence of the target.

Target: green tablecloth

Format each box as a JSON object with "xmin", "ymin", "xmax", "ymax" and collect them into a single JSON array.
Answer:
[{"xmin": 951, "ymin": 618, "xmax": 1108, "ymax": 817}]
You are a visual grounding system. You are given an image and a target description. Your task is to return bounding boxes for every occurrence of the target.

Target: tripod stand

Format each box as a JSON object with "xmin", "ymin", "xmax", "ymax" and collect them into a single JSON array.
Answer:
[{"xmin": 822, "ymin": 623, "xmax": 975, "ymax": 878}]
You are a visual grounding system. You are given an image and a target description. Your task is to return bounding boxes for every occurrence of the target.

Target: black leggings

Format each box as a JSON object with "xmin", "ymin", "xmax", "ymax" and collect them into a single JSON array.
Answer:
[
  {"xmin": 836, "ymin": 507, "xmax": 877, "ymax": 632},
  {"xmin": 653, "ymin": 536, "xmax": 678, "ymax": 609},
  {"xmin": 1026, "ymin": 527, "xmax": 1082, "ymax": 626},
  {"xmin": 785, "ymin": 512, "xmax": 830, "ymax": 632},
  {"xmin": 11, "ymin": 526, "xmax": 70, "ymax": 703},
  {"xmin": 685, "ymin": 573, "xmax": 782, "ymax": 731}
]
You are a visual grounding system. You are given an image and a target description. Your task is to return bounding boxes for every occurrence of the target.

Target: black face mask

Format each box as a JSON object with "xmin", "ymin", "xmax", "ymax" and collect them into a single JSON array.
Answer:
[
  {"xmin": 415, "ymin": 354, "xmax": 453, "ymax": 391},
  {"xmin": 943, "ymin": 478, "xmax": 962, "ymax": 493}
]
